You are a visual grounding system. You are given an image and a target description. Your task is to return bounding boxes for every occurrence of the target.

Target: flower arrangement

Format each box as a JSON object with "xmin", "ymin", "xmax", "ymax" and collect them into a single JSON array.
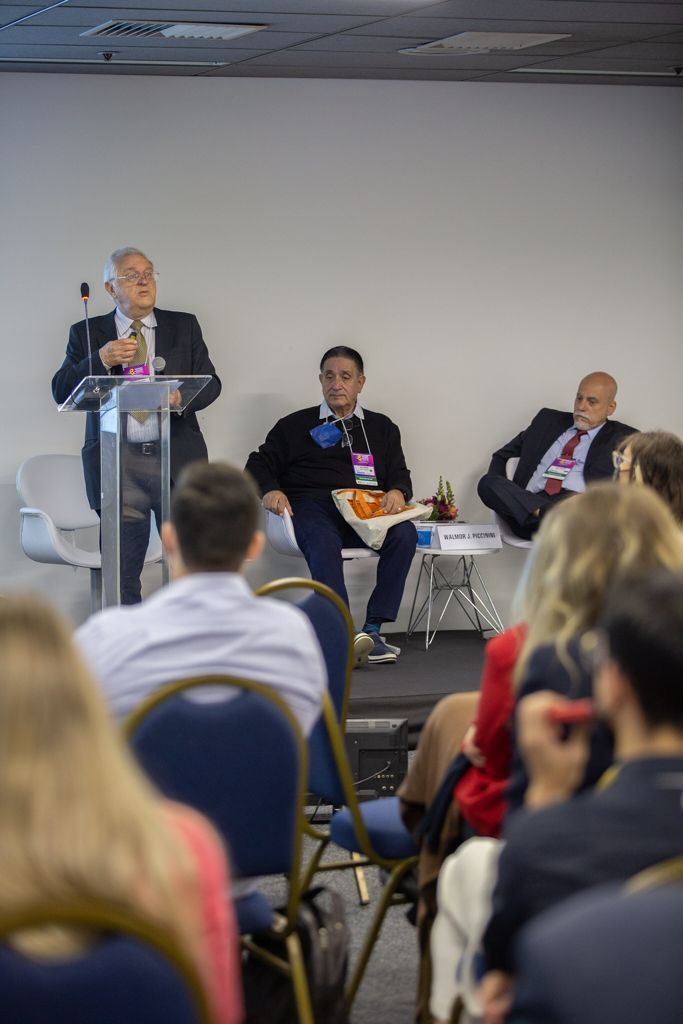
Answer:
[{"xmin": 421, "ymin": 476, "xmax": 459, "ymax": 522}]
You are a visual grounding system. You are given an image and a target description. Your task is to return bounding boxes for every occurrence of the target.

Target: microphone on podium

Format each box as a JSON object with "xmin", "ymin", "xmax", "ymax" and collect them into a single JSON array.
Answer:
[{"xmin": 80, "ymin": 281, "xmax": 93, "ymax": 379}]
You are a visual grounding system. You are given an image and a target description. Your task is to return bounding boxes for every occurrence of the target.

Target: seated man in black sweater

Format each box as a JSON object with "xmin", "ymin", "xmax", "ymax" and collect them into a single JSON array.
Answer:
[{"xmin": 246, "ymin": 346, "xmax": 416, "ymax": 665}]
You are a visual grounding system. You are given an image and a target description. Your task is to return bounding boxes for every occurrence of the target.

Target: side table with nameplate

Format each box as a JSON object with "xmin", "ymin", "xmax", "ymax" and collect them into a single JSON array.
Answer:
[{"xmin": 407, "ymin": 522, "xmax": 504, "ymax": 649}]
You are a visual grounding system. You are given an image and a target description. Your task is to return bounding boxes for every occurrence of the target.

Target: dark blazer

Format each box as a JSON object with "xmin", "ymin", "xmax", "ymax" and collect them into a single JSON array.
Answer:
[
  {"xmin": 488, "ymin": 408, "xmax": 637, "ymax": 487},
  {"xmin": 484, "ymin": 756, "xmax": 683, "ymax": 972},
  {"xmin": 52, "ymin": 308, "xmax": 221, "ymax": 509}
]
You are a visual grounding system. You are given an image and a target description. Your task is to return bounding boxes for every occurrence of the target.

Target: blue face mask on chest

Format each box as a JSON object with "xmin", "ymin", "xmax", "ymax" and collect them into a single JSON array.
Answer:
[{"xmin": 310, "ymin": 421, "xmax": 343, "ymax": 448}]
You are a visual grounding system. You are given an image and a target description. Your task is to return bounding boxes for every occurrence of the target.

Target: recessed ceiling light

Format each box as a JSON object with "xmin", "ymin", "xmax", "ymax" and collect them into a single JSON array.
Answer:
[{"xmin": 400, "ymin": 31, "xmax": 571, "ymax": 56}]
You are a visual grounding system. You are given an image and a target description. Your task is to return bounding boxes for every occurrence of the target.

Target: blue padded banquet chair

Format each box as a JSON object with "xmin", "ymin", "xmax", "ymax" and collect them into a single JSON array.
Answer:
[
  {"xmin": 0, "ymin": 900, "xmax": 211, "ymax": 1024},
  {"xmin": 124, "ymin": 675, "xmax": 314, "ymax": 1024},
  {"xmin": 255, "ymin": 577, "xmax": 354, "ymax": 737},
  {"xmin": 256, "ymin": 578, "xmax": 419, "ymax": 1009},
  {"xmin": 257, "ymin": 577, "xmax": 370, "ymax": 902},
  {"xmin": 510, "ymin": 857, "xmax": 683, "ymax": 1024}
]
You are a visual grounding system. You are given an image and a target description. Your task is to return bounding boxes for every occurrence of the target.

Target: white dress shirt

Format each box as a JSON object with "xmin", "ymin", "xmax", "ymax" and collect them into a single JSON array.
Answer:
[{"xmin": 76, "ymin": 571, "xmax": 326, "ymax": 735}]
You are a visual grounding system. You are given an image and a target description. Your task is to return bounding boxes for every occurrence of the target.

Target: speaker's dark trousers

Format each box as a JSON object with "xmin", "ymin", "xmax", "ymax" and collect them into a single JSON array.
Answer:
[
  {"xmin": 291, "ymin": 497, "xmax": 416, "ymax": 622},
  {"xmin": 477, "ymin": 474, "xmax": 570, "ymax": 541}
]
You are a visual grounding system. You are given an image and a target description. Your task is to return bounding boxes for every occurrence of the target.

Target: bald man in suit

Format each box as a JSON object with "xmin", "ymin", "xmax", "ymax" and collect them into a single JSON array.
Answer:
[{"xmin": 478, "ymin": 372, "xmax": 636, "ymax": 539}]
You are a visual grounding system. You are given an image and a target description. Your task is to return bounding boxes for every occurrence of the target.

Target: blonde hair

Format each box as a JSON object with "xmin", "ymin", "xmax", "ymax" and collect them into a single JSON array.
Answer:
[
  {"xmin": 0, "ymin": 597, "xmax": 199, "ymax": 959},
  {"xmin": 515, "ymin": 482, "xmax": 683, "ymax": 686}
]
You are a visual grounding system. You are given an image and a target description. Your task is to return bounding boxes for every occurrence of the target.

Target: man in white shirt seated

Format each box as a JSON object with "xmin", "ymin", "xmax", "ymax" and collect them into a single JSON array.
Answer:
[
  {"xmin": 477, "ymin": 372, "xmax": 636, "ymax": 540},
  {"xmin": 76, "ymin": 461, "xmax": 326, "ymax": 734}
]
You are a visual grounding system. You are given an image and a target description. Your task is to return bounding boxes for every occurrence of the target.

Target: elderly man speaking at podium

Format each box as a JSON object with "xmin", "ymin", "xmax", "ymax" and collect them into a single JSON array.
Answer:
[
  {"xmin": 246, "ymin": 346, "xmax": 416, "ymax": 666},
  {"xmin": 52, "ymin": 246, "xmax": 221, "ymax": 604}
]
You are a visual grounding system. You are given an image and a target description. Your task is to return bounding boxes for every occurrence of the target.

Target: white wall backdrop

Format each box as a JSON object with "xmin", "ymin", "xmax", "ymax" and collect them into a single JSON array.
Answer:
[{"xmin": 1, "ymin": 73, "xmax": 681, "ymax": 627}]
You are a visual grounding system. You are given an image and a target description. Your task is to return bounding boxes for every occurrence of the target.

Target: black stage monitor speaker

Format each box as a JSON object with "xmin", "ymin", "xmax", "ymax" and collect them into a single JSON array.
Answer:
[{"xmin": 344, "ymin": 718, "xmax": 409, "ymax": 801}]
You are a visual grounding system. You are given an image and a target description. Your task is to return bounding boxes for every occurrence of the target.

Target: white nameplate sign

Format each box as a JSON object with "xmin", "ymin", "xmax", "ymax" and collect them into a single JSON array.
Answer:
[{"xmin": 435, "ymin": 523, "xmax": 502, "ymax": 551}]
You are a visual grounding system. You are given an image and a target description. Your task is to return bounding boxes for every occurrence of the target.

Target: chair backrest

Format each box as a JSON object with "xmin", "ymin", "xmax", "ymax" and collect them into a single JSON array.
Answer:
[
  {"xmin": 506, "ymin": 456, "xmax": 520, "ymax": 481},
  {"xmin": 16, "ymin": 455, "xmax": 98, "ymax": 531},
  {"xmin": 0, "ymin": 901, "xmax": 211, "ymax": 1024},
  {"xmin": 125, "ymin": 676, "xmax": 308, "ymax": 920},
  {"xmin": 627, "ymin": 853, "xmax": 683, "ymax": 893},
  {"xmin": 255, "ymin": 577, "xmax": 354, "ymax": 722},
  {"xmin": 255, "ymin": 578, "xmax": 354, "ymax": 801}
]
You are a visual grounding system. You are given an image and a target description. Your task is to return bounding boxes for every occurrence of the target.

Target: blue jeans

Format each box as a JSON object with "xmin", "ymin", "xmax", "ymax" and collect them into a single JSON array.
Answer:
[{"xmin": 291, "ymin": 497, "xmax": 416, "ymax": 622}]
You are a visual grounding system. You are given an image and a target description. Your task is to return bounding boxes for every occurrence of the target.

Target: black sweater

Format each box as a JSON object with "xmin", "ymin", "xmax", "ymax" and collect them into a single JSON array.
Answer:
[{"xmin": 245, "ymin": 406, "xmax": 412, "ymax": 503}]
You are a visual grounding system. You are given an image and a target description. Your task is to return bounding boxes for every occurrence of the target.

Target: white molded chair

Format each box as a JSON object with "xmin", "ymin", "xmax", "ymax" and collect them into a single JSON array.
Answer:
[
  {"xmin": 492, "ymin": 457, "xmax": 534, "ymax": 550},
  {"xmin": 265, "ymin": 507, "xmax": 378, "ymax": 562},
  {"xmin": 17, "ymin": 454, "xmax": 162, "ymax": 611}
]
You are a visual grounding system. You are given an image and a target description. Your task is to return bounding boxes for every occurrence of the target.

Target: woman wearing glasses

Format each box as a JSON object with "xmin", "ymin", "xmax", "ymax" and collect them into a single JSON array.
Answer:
[{"xmin": 613, "ymin": 429, "xmax": 683, "ymax": 523}]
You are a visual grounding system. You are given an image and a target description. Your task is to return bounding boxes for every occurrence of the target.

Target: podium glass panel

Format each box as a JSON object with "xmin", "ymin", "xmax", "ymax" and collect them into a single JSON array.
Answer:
[{"xmin": 60, "ymin": 375, "xmax": 211, "ymax": 607}]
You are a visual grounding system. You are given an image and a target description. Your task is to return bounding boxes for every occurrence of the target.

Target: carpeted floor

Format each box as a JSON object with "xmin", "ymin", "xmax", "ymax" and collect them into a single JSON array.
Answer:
[{"xmin": 348, "ymin": 630, "xmax": 487, "ymax": 744}]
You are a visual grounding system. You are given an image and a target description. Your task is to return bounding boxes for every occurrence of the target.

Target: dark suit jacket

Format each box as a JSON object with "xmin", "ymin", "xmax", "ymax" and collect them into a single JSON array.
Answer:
[
  {"xmin": 488, "ymin": 408, "xmax": 637, "ymax": 487},
  {"xmin": 483, "ymin": 756, "xmax": 683, "ymax": 972},
  {"xmin": 52, "ymin": 308, "xmax": 221, "ymax": 509}
]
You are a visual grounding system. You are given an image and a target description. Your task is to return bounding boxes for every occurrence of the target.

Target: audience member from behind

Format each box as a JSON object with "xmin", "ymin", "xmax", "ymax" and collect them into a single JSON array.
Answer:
[
  {"xmin": 508, "ymin": 481, "xmax": 683, "ymax": 809},
  {"xmin": 0, "ymin": 596, "xmax": 242, "ymax": 1024},
  {"xmin": 483, "ymin": 569, "xmax": 683, "ymax": 1024},
  {"xmin": 478, "ymin": 372, "xmax": 636, "ymax": 539},
  {"xmin": 614, "ymin": 429, "xmax": 683, "ymax": 524},
  {"xmin": 76, "ymin": 461, "xmax": 326, "ymax": 730}
]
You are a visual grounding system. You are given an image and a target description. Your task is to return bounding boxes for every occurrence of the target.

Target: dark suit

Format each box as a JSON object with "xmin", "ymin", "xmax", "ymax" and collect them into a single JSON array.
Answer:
[
  {"xmin": 52, "ymin": 308, "xmax": 221, "ymax": 509},
  {"xmin": 510, "ymin": 884, "xmax": 683, "ymax": 1024},
  {"xmin": 478, "ymin": 408, "xmax": 637, "ymax": 539},
  {"xmin": 483, "ymin": 756, "xmax": 683, "ymax": 972},
  {"xmin": 52, "ymin": 307, "xmax": 221, "ymax": 601}
]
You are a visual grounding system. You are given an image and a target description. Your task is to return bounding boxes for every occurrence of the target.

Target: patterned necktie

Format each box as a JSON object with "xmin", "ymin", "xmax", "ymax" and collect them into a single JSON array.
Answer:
[
  {"xmin": 544, "ymin": 430, "xmax": 587, "ymax": 496},
  {"xmin": 129, "ymin": 319, "xmax": 147, "ymax": 366},
  {"xmin": 129, "ymin": 319, "xmax": 150, "ymax": 423}
]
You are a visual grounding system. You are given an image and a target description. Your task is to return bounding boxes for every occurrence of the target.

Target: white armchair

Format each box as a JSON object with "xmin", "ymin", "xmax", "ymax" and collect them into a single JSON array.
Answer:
[
  {"xmin": 17, "ymin": 454, "xmax": 162, "ymax": 611},
  {"xmin": 265, "ymin": 507, "xmax": 378, "ymax": 562}
]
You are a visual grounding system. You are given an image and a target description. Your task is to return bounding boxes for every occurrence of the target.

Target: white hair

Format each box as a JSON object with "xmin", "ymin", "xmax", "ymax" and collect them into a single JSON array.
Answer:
[{"xmin": 103, "ymin": 246, "xmax": 151, "ymax": 283}]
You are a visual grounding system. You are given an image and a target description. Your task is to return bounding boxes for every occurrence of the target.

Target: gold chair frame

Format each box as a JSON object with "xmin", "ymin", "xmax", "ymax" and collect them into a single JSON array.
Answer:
[
  {"xmin": 124, "ymin": 674, "xmax": 314, "ymax": 1024},
  {"xmin": 0, "ymin": 900, "xmax": 212, "ymax": 1023}
]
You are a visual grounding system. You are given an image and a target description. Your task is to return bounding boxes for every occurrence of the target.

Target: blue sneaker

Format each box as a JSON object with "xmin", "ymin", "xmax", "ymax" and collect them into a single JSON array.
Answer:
[{"xmin": 367, "ymin": 634, "xmax": 398, "ymax": 664}]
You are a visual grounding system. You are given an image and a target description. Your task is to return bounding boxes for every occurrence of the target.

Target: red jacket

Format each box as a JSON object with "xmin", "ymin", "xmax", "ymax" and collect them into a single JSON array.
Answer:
[{"xmin": 454, "ymin": 624, "xmax": 526, "ymax": 837}]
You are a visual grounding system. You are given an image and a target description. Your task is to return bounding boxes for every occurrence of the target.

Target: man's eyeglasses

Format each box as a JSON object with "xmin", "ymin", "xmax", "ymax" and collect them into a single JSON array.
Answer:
[{"xmin": 114, "ymin": 271, "xmax": 159, "ymax": 285}]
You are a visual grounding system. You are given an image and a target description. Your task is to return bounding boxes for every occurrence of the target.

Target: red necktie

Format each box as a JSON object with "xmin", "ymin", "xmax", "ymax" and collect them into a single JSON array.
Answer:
[{"xmin": 544, "ymin": 430, "xmax": 587, "ymax": 496}]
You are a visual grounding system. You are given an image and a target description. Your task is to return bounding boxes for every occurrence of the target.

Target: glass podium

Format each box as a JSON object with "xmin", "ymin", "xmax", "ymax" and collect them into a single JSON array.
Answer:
[{"xmin": 60, "ymin": 375, "xmax": 211, "ymax": 607}]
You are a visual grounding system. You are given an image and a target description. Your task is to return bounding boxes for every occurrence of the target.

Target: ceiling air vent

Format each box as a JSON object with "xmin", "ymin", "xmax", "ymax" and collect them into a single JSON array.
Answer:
[
  {"xmin": 399, "ymin": 31, "xmax": 571, "ymax": 56},
  {"xmin": 81, "ymin": 21, "xmax": 266, "ymax": 42}
]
